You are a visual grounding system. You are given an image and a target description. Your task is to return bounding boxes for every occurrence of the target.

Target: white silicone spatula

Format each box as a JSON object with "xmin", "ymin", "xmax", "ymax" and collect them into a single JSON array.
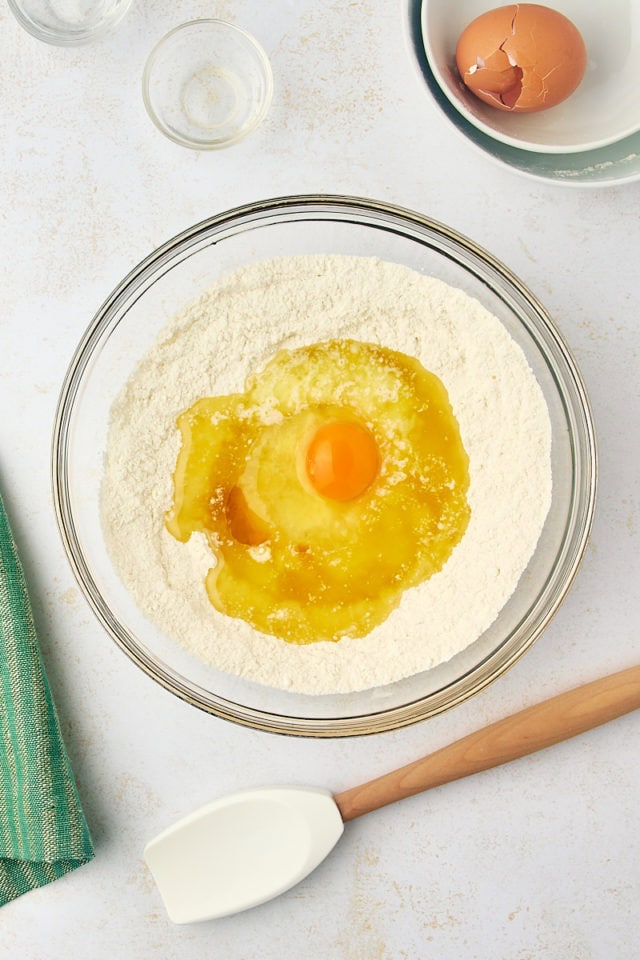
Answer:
[{"xmin": 144, "ymin": 665, "xmax": 640, "ymax": 924}]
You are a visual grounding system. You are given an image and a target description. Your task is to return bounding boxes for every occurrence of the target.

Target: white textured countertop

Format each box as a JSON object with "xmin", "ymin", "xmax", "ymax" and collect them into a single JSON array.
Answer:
[{"xmin": 1, "ymin": 1, "xmax": 639, "ymax": 957}]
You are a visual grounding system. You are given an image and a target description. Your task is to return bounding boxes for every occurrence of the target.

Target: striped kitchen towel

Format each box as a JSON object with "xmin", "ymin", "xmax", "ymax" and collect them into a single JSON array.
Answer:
[{"xmin": 0, "ymin": 491, "xmax": 94, "ymax": 906}]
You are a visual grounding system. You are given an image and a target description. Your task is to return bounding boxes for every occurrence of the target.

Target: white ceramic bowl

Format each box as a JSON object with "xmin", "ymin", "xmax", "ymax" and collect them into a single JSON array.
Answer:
[
  {"xmin": 422, "ymin": 0, "xmax": 640, "ymax": 154},
  {"xmin": 406, "ymin": 0, "xmax": 640, "ymax": 187},
  {"xmin": 52, "ymin": 196, "xmax": 596, "ymax": 737}
]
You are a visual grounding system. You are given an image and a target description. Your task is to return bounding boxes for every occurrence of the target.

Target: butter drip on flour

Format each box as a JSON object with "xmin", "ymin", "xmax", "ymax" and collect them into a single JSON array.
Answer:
[{"xmin": 100, "ymin": 256, "xmax": 552, "ymax": 694}]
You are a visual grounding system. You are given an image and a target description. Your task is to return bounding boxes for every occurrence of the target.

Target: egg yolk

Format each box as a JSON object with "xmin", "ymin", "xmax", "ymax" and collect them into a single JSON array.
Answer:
[
  {"xmin": 306, "ymin": 421, "xmax": 379, "ymax": 501},
  {"xmin": 165, "ymin": 339, "xmax": 471, "ymax": 645}
]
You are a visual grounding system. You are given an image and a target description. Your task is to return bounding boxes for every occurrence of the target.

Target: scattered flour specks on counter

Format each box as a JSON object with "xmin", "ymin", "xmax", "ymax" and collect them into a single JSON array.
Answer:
[{"xmin": 100, "ymin": 256, "xmax": 552, "ymax": 695}]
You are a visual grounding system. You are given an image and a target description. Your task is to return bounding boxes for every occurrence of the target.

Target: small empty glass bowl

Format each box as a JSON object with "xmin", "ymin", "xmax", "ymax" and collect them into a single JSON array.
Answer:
[
  {"xmin": 142, "ymin": 19, "xmax": 273, "ymax": 150},
  {"xmin": 7, "ymin": 0, "xmax": 132, "ymax": 45}
]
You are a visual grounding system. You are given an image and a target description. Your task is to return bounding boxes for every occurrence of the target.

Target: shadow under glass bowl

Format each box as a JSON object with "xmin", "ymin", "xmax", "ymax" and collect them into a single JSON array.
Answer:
[{"xmin": 52, "ymin": 195, "xmax": 596, "ymax": 737}]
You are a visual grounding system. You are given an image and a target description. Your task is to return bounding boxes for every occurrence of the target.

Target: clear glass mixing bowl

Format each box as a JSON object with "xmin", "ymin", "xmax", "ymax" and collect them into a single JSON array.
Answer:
[{"xmin": 52, "ymin": 196, "xmax": 596, "ymax": 736}]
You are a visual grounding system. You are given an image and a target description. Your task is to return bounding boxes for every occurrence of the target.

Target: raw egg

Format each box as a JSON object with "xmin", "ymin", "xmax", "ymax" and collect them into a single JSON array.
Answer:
[
  {"xmin": 165, "ymin": 339, "xmax": 470, "ymax": 644},
  {"xmin": 456, "ymin": 4, "xmax": 587, "ymax": 113},
  {"xmin": 306, "ymin": 420, "xmax": 380, "ymax": 502}
]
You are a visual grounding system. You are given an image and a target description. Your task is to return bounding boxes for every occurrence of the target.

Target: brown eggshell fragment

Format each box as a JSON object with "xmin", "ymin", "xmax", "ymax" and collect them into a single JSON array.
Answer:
[{"xmin": 455, "ymin": 4, "xmax": 587, "ymax": 113}]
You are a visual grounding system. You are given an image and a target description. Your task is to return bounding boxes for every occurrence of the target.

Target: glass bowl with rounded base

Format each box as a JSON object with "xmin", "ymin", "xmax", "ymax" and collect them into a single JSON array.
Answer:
[
  {"xmin": 52, "ymin": 195, "xmax": 596, "ymax": 737},
  {"xmin": 7, "ymin": 0, "xmax": 132, "ymax": 46}
]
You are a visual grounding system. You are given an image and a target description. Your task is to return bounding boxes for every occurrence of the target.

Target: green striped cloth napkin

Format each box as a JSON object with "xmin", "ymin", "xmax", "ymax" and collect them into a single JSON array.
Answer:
[{"xmin": 1, "ymin": 491, "xmax": 94, "ymax": 906}]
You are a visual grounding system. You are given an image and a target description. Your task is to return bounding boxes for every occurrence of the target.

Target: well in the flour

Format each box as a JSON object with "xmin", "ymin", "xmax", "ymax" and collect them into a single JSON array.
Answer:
[
  {"xmin": 164, "ymin": 338, "xmax": 471, "ymax": 645},
  {"xmin": 100, "ymin": 255, "xmax": 552, "ymax": 695}
]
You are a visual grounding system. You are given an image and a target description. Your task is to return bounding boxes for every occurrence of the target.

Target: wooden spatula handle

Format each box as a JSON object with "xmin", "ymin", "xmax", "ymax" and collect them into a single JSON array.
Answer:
[{"xmin": 334, "ymin": 665, "xmax": 640, "ymax": 823}]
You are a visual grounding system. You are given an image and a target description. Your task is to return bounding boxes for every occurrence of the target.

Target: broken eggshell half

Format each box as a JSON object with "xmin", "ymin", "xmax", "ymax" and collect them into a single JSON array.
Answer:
[
  {"xmin": 455, "ymin": 4, "xmax": 587, "ymax": 114},
  {"xmin": 421, "ymin": 0, "xmax": 640, "ymax": 154}
]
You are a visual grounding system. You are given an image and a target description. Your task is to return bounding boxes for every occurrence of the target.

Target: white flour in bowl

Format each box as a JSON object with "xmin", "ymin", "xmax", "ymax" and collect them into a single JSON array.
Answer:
[{"xmin": 101, "ymin": 255, "xmax": 552, "ymax": 695}]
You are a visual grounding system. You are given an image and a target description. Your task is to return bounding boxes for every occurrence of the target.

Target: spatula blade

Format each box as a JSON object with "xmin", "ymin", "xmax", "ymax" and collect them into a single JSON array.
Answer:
[{"xmin": 144, "ymin": 785, "xmax": 344, "ymax": 923}]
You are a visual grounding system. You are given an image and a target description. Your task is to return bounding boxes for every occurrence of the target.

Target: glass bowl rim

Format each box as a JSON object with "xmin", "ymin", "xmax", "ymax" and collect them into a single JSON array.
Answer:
[
  {"xmin": 51, "ymin": 194, "xmax": 597, "ymax": 737},
  {"xmin": 6, "ymin": 0, "xmax": 132, "ymax": 46}
]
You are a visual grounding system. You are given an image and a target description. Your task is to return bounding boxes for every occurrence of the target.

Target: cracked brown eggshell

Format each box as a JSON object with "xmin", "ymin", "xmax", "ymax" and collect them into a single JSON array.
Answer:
[{"xmin": 455, "ymin": 4, "xmax": 587, "ymax": 113}]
